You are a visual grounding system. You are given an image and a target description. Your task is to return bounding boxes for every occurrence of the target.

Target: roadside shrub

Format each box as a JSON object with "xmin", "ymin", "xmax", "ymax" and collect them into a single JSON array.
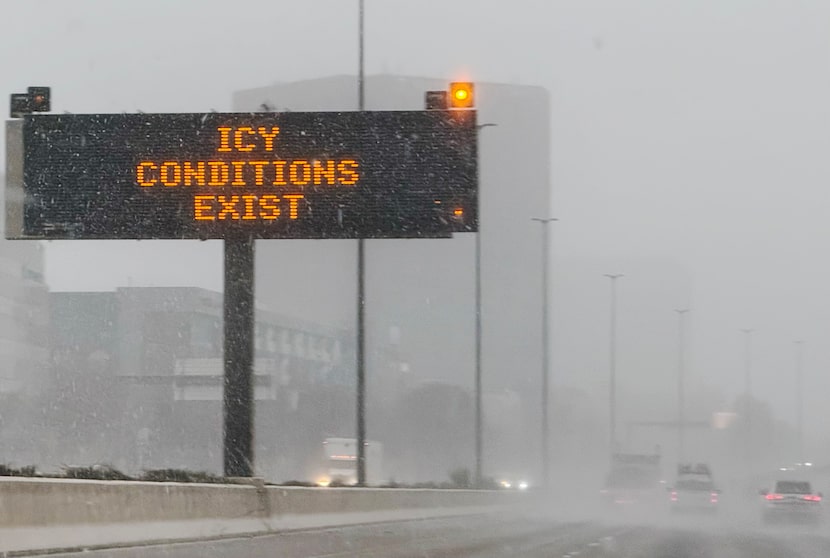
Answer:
[
  {"xmin": 279, "ymin": 480, "xmax": 317, "ymax": 487},
  {"xmin": 62, "ymin": 464, "xmax": 132, "ymax": 481},
  {"xmin": 141, "ymin": 469, "xmax": 226, "ymax": 484},
  {"xmin": 0, "ymin": 464, "xmax": 38, "ymax": 477}
]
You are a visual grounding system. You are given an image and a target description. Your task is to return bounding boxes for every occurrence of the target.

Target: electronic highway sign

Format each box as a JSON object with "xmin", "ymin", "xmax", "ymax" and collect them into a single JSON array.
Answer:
[{"xmin": 6, "ymin": 111, "xmax": 477, "ymax": 239}]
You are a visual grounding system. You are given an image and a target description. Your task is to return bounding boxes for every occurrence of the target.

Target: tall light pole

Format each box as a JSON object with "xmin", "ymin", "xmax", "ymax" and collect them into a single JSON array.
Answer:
[
  {"xmin": 355, "ymin": 0, "xmax": 367, "ymax": 486},
  {"xmin": 794, "ymin": 340, "xmax": 804, "ymax": 463},
  {"xmin": 674, "ymin": 309, "xmax": 690, "ymax": 463},
  {"xmin": 532, "ymin": 217, "xmax": 556, "ymax": 489},
  {"xmin": 740, "ymin": 328, "xmax": 754, "ymax": 468},
  {"xmin": 473, "ymin": 122, "xmax": 496, "ymax": 488},
  {"xmin": 605, "ymin": 274, "xmax": 623, "ymax": 456}
]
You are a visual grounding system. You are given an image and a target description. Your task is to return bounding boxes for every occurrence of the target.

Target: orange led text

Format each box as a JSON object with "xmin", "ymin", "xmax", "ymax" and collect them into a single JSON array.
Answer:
[{"xmin": 193, "ymin": 194, "xmax": 305, "ymax": 221}]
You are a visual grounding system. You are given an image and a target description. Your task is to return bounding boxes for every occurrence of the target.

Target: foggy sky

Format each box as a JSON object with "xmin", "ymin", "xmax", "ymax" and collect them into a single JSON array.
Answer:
[{"xmin": 4, "ymin": 1, "xmax": 830, "ymax": 457}]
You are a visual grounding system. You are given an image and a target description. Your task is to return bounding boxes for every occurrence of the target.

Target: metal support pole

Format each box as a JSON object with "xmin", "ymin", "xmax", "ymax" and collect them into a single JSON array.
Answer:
[
  {"xmin": 741, "ymin": 328, "xmax": 753, "ymax": 467},
  {"xmin": 358, "ymin": 0, "xmax": 365, "ymax": 112},
  {"xmin": 675, "ymin": 309, "xmax": 689, "ymax": 463},
  {"xmin": 356, "ymin": 0, "xmax": 367, "ymax": 486},
  {"xmin": 540, "ymin": 222, "xmax": 550, "ymax": 489},
  {"xmin": 605, "ymin": 274, "xmax": 623, "ymax": 457},
  {"xmin": 473, "ymin": 123, "xmax": 495, "ymax": 488},
  {"xmin": 795, "ymin": 340, "xmax": 804, "ymax": 463},
  {"xmin": 533, "ymin": 218, "xmax": 556, "ymax": 488},
  {"xmin": 474, "ymin": 228, "xmax": 482, "ymax": 486},
  {"xmin": 223, "ymin": 235, "xmax": 255, "ymax": 477},
  {"xmin": 357, "ymin": 240, "xmax": 366, "ymax": 485}
]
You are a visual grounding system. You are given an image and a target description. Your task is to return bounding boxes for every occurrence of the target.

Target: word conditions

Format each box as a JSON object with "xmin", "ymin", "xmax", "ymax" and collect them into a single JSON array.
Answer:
[{"xmin": 135, "ymin": 126, "xmax": 360, "ymax": 221}]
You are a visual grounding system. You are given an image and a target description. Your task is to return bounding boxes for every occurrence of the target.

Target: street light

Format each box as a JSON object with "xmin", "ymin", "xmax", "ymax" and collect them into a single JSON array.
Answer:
[
  {"xmin": 740, "ymin": 328, "xmax": 754, "ymax": 468},
  {"xmin": 532, "ymin": 217, "xmax": 557, "ymax": 489},
  {"xmin": 794, "ymin": 340, "xmax": 804, "ymax": 463},
  {"xmin": 356, "ymin": 0, "xmax": 367, "ymax": 486},
  {"xmin": 423, "ymin": 97, "xmax": 491, "ymax": 482},
  {"xmin": 605, "ymin": 274, "xmax": 624, "ymax": 456},
  {"xmin": 674, "ymin": 309, "xmax": 690, "ymax": 463},
  {"xmin": 473, "ymin": 122, "xmax": 497, "ymax": 488}
]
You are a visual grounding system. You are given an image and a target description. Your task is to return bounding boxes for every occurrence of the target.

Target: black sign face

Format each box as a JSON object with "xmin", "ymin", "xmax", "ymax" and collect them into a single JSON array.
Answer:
[{"xmin": 18, "ymin": 111, "xmax": 477, "ymax": 239}]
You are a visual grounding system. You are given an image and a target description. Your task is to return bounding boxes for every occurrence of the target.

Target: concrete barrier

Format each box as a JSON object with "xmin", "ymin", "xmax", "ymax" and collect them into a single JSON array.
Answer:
[
  {"xmin": 0, "ymin": 478, "xmax": 523, "ymax": 527},
  {"xmin": 0, "ymin": 477, "xmax": 262, "ymax": 527},
  {"xmin": 268, "ymin": 485, "xmax": 521, "ymax": 516}
]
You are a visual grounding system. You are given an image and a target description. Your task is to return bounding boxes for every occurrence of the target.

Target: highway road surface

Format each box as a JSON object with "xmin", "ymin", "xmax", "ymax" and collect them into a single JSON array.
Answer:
[{"xmin": 35, "ymin": 509, "xmax": 830, "ymax": 558}]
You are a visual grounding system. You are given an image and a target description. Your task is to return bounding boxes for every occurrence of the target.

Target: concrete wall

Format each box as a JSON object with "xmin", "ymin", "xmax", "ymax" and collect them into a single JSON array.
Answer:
[
  {"xmin": 0, "ymin": 477, "xmax": 522, "ymax": 528},
  {"xmin": 0, "ymin": 478, "xmax": 261, "ymax": 527},
  {"xmin": 267, "ymin": 486, "xmax": 517, "ymax": 517}
]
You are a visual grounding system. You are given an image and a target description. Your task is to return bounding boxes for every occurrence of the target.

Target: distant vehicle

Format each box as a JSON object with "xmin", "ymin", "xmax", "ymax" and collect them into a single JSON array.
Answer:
[
  {"xmin": 316, "ymin": 437, "xmax": 383, "ymax": 487},
  {"xmin": 676, "ymin": 462, "xmax": 713, "ymax": 481},
  {"xmin": 498, "ymin": 477, "xmax": 530, "ymax": 491},
  {"xmin": 669, "ymin": 463, "xmax": 720, "ymax": 513},
  {"xmin": 760, "ymin": 480, "xmax": 823, "ymax": 525},
  {"xmin": 600, "ymin": 453, "xmax": 665, "ymax": 511}
]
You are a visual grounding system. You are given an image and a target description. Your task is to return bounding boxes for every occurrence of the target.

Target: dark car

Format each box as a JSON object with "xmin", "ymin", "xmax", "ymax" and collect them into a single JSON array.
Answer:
[
  {"xmin": 601, "ymin": 465, "xmax": 665, "ymax": 509},
  {"xmin": 761, "ymin": 480, "xmax": 823, "ymax": 526}
]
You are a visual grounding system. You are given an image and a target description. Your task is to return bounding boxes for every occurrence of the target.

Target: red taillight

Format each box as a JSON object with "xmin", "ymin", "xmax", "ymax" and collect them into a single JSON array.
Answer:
[
  {"xmin": 710, "ymin": 492, "xmax": 719, "ymax": 503},
  {"xmin": 766, "ymin": 493, "xmax": 784, "ymax": 500},
  {"xmin": 803, "ymin": 495, "xmax": 822, "ymax": 502},
  {"xmin": 670, "ymin": 491, "xmax": 678, "ymax": 502}
]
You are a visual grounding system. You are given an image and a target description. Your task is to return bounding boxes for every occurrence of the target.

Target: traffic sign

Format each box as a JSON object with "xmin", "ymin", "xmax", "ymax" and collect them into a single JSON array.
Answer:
[{"xmin": 7, "ymin": 110, "xmax": 477, "ymax": 240}]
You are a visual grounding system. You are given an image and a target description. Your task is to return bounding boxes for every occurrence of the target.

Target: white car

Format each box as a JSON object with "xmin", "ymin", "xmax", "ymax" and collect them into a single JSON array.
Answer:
[{"xmin": 761, "ymin": 480, "xmax": 823, "ymax": 526}]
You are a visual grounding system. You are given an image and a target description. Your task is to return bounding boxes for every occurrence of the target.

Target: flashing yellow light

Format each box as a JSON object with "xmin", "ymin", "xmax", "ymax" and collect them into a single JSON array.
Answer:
[
  {"xmin": 316, "ymin": 477, "xmax": 331, "ymax": 487},
  {"xmin": 449, "ymin": 82, "xmax": 474, "ymax": 108},
  {"xmin": 28, "ymin": 86, "xmax": 51, "ymax": 112},
  {"xmin": 453, "ymin": 208, "xmax": 464, "ymax": 217}
]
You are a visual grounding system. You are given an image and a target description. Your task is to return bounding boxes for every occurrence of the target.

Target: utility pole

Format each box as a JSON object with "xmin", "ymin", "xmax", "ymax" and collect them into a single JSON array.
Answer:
[
  {"xmin": 675, "ymin": 309, "xmax": 690, "ymax": 463},
  {"xmin": 355, "ymin": 0, "xmax": 367, "ymax": 486},
  {"xmin": 605, "ymin": 274, "xmax": 623, "ymax": 457},
  {"xmin": 532, "ymin": 217, "xmax": 556, "ymax": 489}
]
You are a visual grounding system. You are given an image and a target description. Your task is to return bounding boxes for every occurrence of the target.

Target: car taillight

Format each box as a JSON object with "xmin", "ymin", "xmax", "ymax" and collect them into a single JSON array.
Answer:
[
  {"xmin": 766, "ymin": 493, "xmax": 784, "ymax": 500},
  {"xmin": 670, "ymin": 491, "xmax": 678, "ymax": 502},
  {"xmin": 802, "ymin": 494, "xmax": 822, "ymax": 502},
  {"xmin": 710, "ymin": 492, "xmax": 719, "ymax": 503}
]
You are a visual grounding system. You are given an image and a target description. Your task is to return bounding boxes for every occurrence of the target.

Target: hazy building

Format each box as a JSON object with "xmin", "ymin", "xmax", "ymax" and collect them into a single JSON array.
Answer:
[
  {"xmin": 233, "ymin": 75, "xmax": 551, "ymax": 417},
  {"xmin": 0, "ymin": 176, "xmax": 49, "ymax": 396},
  {"xmin": 0, "ymin": 176, "xmax": 51, "ymax": 467},
  {"xmin": 0, "ymin": 242, "xmax": 49, "ymax": 395},
  {"xmin": 48, "ymin": 287, "xmax": 353, "ymax": 479}
]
